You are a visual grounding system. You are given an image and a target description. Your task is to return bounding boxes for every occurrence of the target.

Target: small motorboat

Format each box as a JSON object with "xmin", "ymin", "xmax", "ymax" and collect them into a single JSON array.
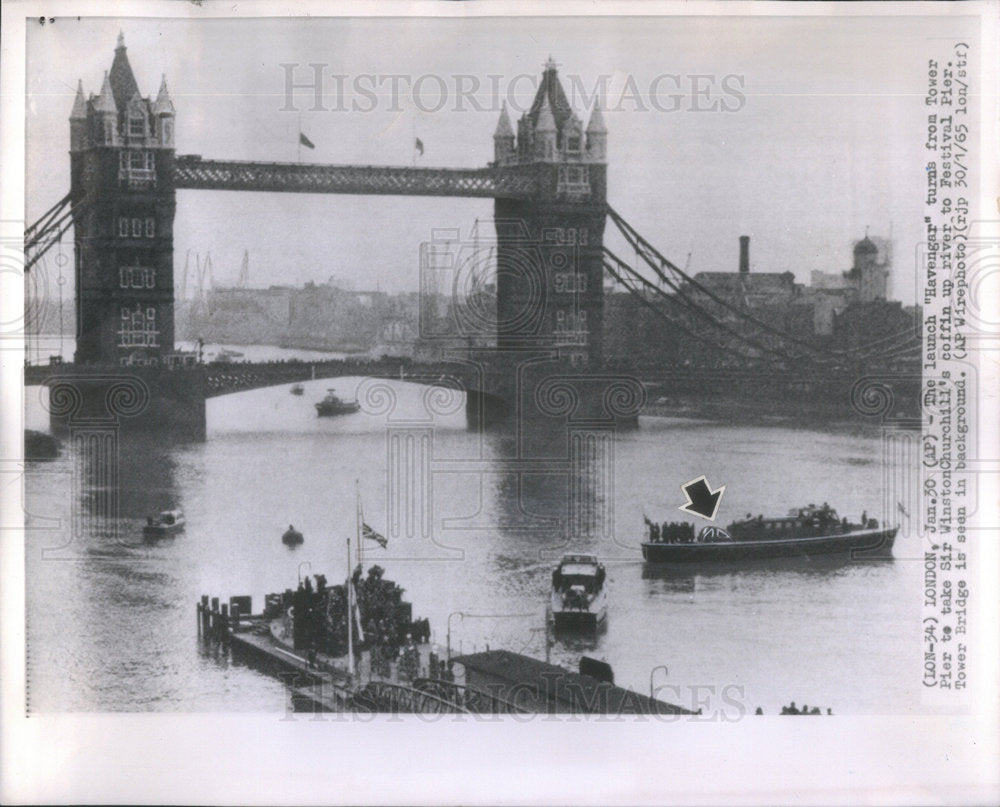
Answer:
[
  {"xmin": 290, "ymin": 384, "xmax": 304, "ymax": 396},
  {"xmin": 282, "ymin": 525, "xmax": 304, "ymax": 546},
  {"xmin": 143, "ymin": 509, "xmax": 185, "ymax": 538},
  {"xmin": 550, "ymin": 553, "xmax": 608, "ymax": 631},
  {"xmin": 641, "ymin": 504, "xmax": 897, "ymax": 563},
  {"xmin": 315, "ymin": 389, "xmax": 361, "ymax": 417}
]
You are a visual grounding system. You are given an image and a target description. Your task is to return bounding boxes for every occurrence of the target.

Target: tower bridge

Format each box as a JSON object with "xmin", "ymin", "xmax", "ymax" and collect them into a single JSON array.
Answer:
[
  {"xmin": 25, "ymin": 37, "xmax": 919, "ymax": 442},
  {"xmin": 26, "ymin": 39, "xmax": 638, "ymax": 441}
]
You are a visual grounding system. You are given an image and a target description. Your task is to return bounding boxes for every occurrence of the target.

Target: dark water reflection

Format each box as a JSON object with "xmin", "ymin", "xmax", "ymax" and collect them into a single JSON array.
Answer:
[{"xmin": 25, "ymin": 378, "xmax": 922, "ymax": 714}]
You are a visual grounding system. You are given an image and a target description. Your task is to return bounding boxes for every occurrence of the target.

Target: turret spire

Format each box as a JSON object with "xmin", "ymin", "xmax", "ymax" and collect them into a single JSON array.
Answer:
[
  {"xmin": 117, "ymin": 30, "xmax": 125, "ymax": 50},
  {"xmin": 153, "ymin": 74, "xmax": 175, "ymax": 116},
  {"xmin": 586, "ymin": 98, "xmax": 607, "ymax": 134},
  {"xmin": 109, "ymin": 32, "xmax": 140, "ymax": 111},
  {"xmin": 493, "ymin": 102, "xmax": 514, "ymax": 139},
  {"xmin": 535, "ymin": 95, "xmax": 557, "ymax": 133},
  {"xmin": 94, "ymin": 70, "xmax": 117, "ymax": 114},
  {"xmin": 70, "ymin": 79, "xmax": 87, "ymax": 119}
]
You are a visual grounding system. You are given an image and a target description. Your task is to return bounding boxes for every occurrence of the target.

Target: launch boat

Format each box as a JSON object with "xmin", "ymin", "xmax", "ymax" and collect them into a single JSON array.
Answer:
[
  {"xmin": 315, "ymin": 389, "xmax": 361, "ymax": 417},
  {"xmin": 550, "ymin": 554, "xmax": 608, "ymax": 631},
  {"xmin": 143, "ymin": 509, "xmax": 185, "ymax": 538},
  {"xmin": 641, "ymin": 505, "xmax": 897, "ymax": 563}
]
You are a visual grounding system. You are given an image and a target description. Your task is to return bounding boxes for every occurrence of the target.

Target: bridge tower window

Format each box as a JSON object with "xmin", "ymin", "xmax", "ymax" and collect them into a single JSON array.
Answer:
[
  {"xmin": 118, "ymin": 303, "xmax": 159, "ymax": 348},
  {"xmin": 128, "ymin": 113, "xmax": 146, "ymax": 138},
  {"xmin": 119, "ymin": 266, "xmax": 156, "ymax": 289}
]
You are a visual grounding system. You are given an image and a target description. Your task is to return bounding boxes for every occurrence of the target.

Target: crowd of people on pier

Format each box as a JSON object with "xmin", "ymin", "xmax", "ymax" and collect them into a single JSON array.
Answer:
[
  {"xmin": 284, "ymin": 566, "xmax": 429, "ymax": 664},
  {"xmin": 752, "ymin": 702, "xmax": 833, "ymax": 715},
  {"xmin": 779, "ymin": 702, "xmax": 831, "ymax": 715}
]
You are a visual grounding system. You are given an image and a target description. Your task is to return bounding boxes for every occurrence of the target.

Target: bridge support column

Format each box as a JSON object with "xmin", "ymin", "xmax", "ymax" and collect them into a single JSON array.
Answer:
[
  {"xmin": 464, "ymin": 388, "xmax": 510, "ymax": 429},
  {"xmin": 41, "ymin": 366, "xmax": 207, "ymax": 443}
]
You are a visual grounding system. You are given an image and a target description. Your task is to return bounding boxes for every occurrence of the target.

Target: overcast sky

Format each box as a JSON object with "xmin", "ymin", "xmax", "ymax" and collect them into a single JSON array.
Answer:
[{"xmin": 25, "ymin": 13, "xmax": 980, "ymax": 303}]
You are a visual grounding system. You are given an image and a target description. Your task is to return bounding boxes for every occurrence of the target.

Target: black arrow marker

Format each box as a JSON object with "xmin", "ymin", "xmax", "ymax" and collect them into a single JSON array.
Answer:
[{"xmin": 679, "ymin": 476, "xmax": 726, "ymax": 521}]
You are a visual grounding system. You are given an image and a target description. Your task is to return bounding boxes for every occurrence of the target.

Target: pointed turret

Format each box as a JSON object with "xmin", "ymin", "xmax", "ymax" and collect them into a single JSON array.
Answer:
[
  {"xmin": 535, "ymin": 96, "xmax": 556, "ymax": 133},
  {"xmin": 109, "ymin": 31, "xmax": 140, "ymax": 113},
  {"xmin": 493, "ymin": 102, "xmax": 514, "ymax": 139},
  {"xmin": 586, "ymin": 98, "xmax": 607, "ymax": 163},
  {"xmin": 70, "ymin": 79, "xmax": 87, "ymax": 119},
  {"xmin": 93, "ymin": 71, "xmax": 119, "ymax": 145},
  {"xmin": 152, "ymin": 74, "xmax": 175, "ymax": 116},
  {"xmin": 493, "ymin": 102, "xmax": 515, "ymax": 164},
  {"xmin": 94, "ymin": 71, "xmax": 117, "ymax": 114},
  {"xmin": 534, "ymin": 95, "xmax": 557, "ymax": 161},
  {"xmin": 586, "ymin": 100, "xmax": 606, "ymax": 134},
  {"xmin": 152, "ymin": 74, "xmax": 176, "ymax": 148},
  {"xmin": 70, "ymin": 80, "xmax": 88, "ymax": 151},
  {"xmin": 527, "ymin": 56, "xmax": 573, "ymax": 134}
]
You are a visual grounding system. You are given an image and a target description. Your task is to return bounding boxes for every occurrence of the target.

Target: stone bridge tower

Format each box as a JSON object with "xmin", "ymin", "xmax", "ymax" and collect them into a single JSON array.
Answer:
[
  {"xmin": 70, "ymin": 33, "xmax": 177, "ymax": 366},
  {"xmin": 492, "ymin": 58, "xmax": 608, "ymax": 369}
]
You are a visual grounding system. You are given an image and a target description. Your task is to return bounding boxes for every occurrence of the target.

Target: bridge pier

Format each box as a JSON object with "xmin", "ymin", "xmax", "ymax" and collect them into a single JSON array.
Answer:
[
  {"xmin": 464, "ymin": 388, "xmax": 511, "ymax": 429},
  {"xmin": 39, "ymin": 365, "xmax": 207, "ymax": 443}
]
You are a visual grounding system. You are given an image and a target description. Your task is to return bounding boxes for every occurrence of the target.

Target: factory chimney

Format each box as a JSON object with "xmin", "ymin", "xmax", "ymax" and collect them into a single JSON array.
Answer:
[{"xmin": 739, "ymin": 236, "xmax": 750, "ymax": 274}]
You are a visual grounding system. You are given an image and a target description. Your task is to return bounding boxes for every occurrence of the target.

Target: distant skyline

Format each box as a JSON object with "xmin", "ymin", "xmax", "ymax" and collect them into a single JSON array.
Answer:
[{"xmin": 26, "ymin": 14, "xmax": 976, "ymax": 306}]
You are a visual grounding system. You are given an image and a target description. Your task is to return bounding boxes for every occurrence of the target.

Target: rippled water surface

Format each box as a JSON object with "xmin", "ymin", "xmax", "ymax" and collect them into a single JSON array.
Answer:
[{"xmin": 25, "ymin": 372, "xmax": 923, "ymax": 714}]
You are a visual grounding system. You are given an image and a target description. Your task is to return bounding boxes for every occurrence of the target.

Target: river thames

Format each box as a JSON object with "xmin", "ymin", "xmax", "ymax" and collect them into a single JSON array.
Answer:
[{"xmin": 24, "ymin": 349, "xmax": 924, "ymax": 715}]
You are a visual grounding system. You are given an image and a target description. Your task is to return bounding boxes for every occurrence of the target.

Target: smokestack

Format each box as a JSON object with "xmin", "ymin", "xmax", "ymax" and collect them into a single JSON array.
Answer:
[{"xmin": 739, "ymin": 236, "xmax": 750, "ymax": 274}]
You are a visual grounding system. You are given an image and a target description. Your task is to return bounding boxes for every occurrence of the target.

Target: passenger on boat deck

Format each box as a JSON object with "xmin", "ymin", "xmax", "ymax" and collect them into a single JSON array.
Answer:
[{"xmin": 861, "ymin": 510, "xmax": 867, "ymax": 525}]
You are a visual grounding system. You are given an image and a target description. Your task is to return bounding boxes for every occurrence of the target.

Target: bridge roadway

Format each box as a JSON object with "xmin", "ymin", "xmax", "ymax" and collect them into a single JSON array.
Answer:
[
  {"xmin": 173, "ymin": 156, "xmax": 538, "ymax": 199},
  {"xmin": 24, "ymin": 356, "xmax": 481, "ymax": 398},
  {"xmin": 24, "ymin": 357, "xmax": 920, "ymax": 436}
]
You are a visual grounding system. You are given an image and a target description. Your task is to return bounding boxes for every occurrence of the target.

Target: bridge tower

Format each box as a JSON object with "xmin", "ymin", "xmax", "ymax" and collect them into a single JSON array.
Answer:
[
  {"xmin": 492, "ymin": 58, "xmax": 608, "ymax": 368},
  {"xmin": 70, "ymin": 33, "xmax": 178, "ymax": 366}
]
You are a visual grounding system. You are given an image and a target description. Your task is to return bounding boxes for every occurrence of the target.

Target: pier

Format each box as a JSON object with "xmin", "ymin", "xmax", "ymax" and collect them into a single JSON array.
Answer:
[{"xmin": 196, "ymin": 594, "xmax": 693, "ymax": 716}]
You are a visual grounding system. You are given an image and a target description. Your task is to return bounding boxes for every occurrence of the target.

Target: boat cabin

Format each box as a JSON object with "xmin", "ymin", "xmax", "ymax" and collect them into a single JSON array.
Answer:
[
  {"xmin": 151, "ymin": 509, "xmax": 182, "ymax": 526},
  {"xmin": 552, "ymin": 554, "xmax": 605, "ymax": 593},
  {"xmin": 728, "ymin": 503, "xmax": 844, "ymax": 540}
]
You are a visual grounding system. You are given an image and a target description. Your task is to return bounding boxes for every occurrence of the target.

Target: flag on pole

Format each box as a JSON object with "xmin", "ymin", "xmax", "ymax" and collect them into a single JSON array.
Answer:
[
  {"xmin": 299, "ymin": 132, "xmax": 315, "ymax": 149},
  {"xmin": 362, "ymin": 521, "xmax": 387, "ymax": 548},
  {"xmin": 897, "ymin": 502, "xmax": 909, "ymax": 518},
  {"xmin": 414, "ymin": 137, "xmax": 424, "ymax": 156}
]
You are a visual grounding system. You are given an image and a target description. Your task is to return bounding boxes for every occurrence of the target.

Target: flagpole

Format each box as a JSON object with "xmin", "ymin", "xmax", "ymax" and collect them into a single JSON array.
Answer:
[
  {"xmin": 298, "ymin": 112, "xmax": 302, "ymax": 163},
  {"xmin": 346, "ymin": 521, "xmax": 353, "ymax": 678},
  {"xmin": 356, "ymin": 479, "xmax": 363, "ymax": 570}
]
